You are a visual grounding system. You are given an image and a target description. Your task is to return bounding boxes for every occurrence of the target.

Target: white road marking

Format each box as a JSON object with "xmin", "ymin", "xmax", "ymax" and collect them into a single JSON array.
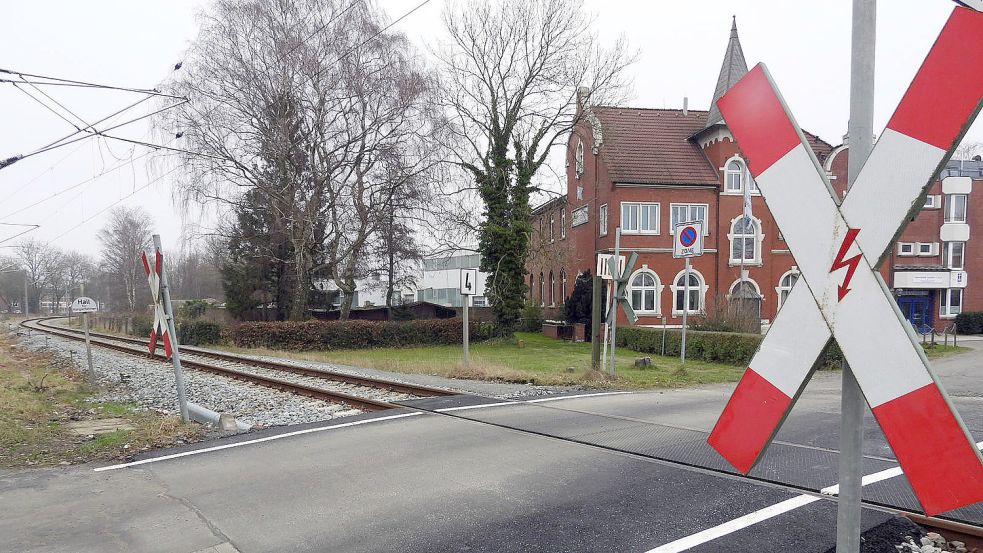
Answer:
[
  {"xmin": 434, "ymin": 401, "xmax": 519, "ymax": 412},
  {"xmin": 93, "ymin": 412, "xmax": 422, "ymax": 472},
  {"xmin": 527, "ymin": 391, "xmax": 632, "ymax": 403},
  {"xmin": 646, "ymin": 440, "xmax": 983, "ymax": 552},
  {"xmin": 645, "ymin": 495, "xmax": 822, "ymax": 553}
]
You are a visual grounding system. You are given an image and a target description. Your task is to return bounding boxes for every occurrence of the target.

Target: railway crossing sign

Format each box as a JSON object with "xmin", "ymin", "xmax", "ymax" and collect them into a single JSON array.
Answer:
[
  {"xmin": 70, "ymin": 297, "xmax": 97, "ymax": 313},
  {"xmin": 459, "ymin": 268, "xmax": 477, "ymax": 296},
  {"xmin": 605, "ymin": 250, "xmax": 638, "ymax": 326},
  {"xmin": 708, "ymin": 7, "xmax": 983, "ymax": 516},
  {"xmin": 673, "ymin": 221, "xmax": 704, "ymax": 259},
  {"xmin": 142, "ymin": 249, "xmax": 173, "ymax": 359}
]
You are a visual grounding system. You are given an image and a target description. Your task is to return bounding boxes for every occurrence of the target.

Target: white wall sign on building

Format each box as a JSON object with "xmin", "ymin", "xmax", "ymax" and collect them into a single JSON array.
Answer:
[
  {"xmin": 596, "ymin": 253, "xmax": 625, "ymax": 280},
  {"xmin": 70, "ymin": 296, "xmax": 97, "ymax": 313},
  {"xmin": 673, "ymin": 221, "xmax": 704, "ymax": 258},
  {"xmin": 459, "ymin": 269, "xmax": 477, "ymax": 295}
]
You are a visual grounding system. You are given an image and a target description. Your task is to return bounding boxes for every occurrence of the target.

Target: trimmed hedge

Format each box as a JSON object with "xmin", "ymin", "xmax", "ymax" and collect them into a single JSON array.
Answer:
[
  {"xmin": 617, "ymin": 326, "xmax": 843, "ymax": 368},
  {"xmin": 178, "ymin": 320, "xmax": 223, "ymax": 346},
  {"xmin": 228, "ymin": 318, "xmax": 492, "ymax": 351},
  {"xmin": 955, "ymin": 312, "xmax": 983, "ymax": 334}
]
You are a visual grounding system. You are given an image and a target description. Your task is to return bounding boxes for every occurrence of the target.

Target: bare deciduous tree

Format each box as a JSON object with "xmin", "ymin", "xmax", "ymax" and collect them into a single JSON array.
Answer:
[
  {"xmin": 98, "ymin": 206, "xmax": 154, "ymax": 311},
  {"xmin": 164, "ymin": 0, "xmax": 439, "ymax": 320},
  {"xmin": 435, "ymin": 0, "xmax": 635, "ymax": 331},
  {"xmin": 15, "ymin": 238, "xmax": 59, "ymax": 313}
]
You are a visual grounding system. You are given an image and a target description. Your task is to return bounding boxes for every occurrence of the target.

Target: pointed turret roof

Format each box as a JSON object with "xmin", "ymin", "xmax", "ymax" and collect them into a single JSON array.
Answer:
[{"xmin": 705, "ymin": 16, "xmax": 748, "ymax": 128}]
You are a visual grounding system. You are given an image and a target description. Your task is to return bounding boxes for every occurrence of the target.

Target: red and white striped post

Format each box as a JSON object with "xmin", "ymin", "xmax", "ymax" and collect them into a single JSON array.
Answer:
[
  {"xmin": 707, "ymin": 6, "xmax": 983, "ymax": 519},
  {"xmin": 143, "ymin": 235, "xmax": 188, "ymax": 422}
]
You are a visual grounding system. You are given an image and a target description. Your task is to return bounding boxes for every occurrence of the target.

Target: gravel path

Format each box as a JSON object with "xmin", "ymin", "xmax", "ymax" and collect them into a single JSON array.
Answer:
[{"xmin": 13, "ymin": 328, "xmax": 362, "ymax": 428}]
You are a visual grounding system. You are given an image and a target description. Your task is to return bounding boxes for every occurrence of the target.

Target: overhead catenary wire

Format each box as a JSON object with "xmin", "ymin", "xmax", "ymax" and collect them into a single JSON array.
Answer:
[
  {"xmin": 0, "ymin": 68, "xmax": 186, "ymax": 100},
  {"xmin": 47, "ymin": 165, "xmax": 182, "ymax": 242}
]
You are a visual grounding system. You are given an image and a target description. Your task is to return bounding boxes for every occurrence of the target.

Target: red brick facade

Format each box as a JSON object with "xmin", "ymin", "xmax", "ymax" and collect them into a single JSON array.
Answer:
[{"xmin": 526, "ymin": 22, "xmax": 982, "ymax": 332}]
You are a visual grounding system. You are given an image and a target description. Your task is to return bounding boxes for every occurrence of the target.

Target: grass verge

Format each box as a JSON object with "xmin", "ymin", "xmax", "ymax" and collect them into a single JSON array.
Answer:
[
  {"xmin": 0, "ymin": 331, "xmax": 202, "ymax": 468},
  {"xmin": 219, "ymin": 332, "xmax": 747, "ymax": 390}
]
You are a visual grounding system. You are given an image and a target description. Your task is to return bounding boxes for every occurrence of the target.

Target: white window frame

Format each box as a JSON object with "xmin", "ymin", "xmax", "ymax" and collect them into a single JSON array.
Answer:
[
  {"xmin": 941, "ymin": 288, "xmax": 963, "ymax": 318},
  {"xmin": 627, "ymin": 267, "xmax": 663, "ymax": 315},
  {"xmin": 923, "ymin": 195, "xmax": 940, "ymax": 209},
  {"xmin": 621, "ymin": 202, "xmax": 660, "ymax": 235},
  {"xmin": 560, "ymin": 270, "xmax": 567, "ymax": 301},
  {"xmin": 898, "ymin": 242, "xmax": 915, "ymax": 256},
  {"xmin": 723, "ymin": 156, "xmax": 759, "ymax": 195},
  {"xmin": 549, "ymin": 271, "xmax": 555, "ymax": 307},
  {"xmin": 539, "ymin": 272, "xmax": 545, "ymax": 307},
  {"xmin": 725, "ymin": 159, "xmax": 744, "ymax": 193},
  {"xmin": 549, "ymin": 214, "xmax": 555, "ymax": 243},
  {"xmin": 728, "ymin": 215, "xmax": 764, "ymax": 266},
  {"xmin": 945, "ymin": 194, "xmax": 968, "ymax": 223},
  {"xmin": 670, "ymin": 268, "xmax": 708, "ymax": 316},
  {"xmin": 947, "ymin": 242, "xmax": 965, "ymax": 270},
  {"xmin": 775, "ymin": 268, "xmax": 800, "ymax": 310},
  {"xmin": 575, "ymin": 139, "xmax": 585, "ymax": 179},
  {"xmin": 669, "ymin": 203, "xmax": 709, "ymax": 235},
  {"xmin": 728, "ymin": 278, "xmax": 762, "ymax": 300},
  {"xmin": 916, "ymin": 242, "xmax": 937, "ymax": 256},
  {"xmin": 599, "ymin": 204, "xmax": 608, "ymax": 237},
  {"xmin": 560, "ymin": 209, "xmax": 567, "ymax": 239}
]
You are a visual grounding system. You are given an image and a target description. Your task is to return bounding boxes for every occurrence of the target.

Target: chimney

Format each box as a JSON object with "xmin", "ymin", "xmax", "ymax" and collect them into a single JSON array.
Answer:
[
  {"xmin": 683, "ymin": 97, "xmax": 688, "ymax": 116},
  {"xmin": 577, "ymin": 87, "xmax": 591, "ymax": 109}
]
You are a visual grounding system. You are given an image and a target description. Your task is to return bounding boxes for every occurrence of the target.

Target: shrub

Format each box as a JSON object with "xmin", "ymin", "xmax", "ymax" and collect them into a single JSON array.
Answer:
[
  {"xmin": 617, "ymin": 326, "xmax": 844, "ymax": 368},
  {"xmin": 181, "ymin": 300, "xmax": 209, "ymax": 320},
  {"xmin": 955, "ymin": 312, "xmax": 983, "ymax": 334},
  {"xmin": 131, "ymin": 314, "xmax": 154, "ymax": 338},
  {"xmin": 227, "ymin": 318, "xmax": 492, "ymax": 351},
  {"xmin": 178, "ymin": 320, "xmax": 223, "ymax": 346},
  {"xmin": 691, "ymin": 293, "xmax": 759, "ymax": 333},
  {"xmin": 564, "ymin": 271, "xmax": 594, "ymax": 326},
  {"xmin": 520, "ymin": 301, "xmax": 544, "ymax": 333}
]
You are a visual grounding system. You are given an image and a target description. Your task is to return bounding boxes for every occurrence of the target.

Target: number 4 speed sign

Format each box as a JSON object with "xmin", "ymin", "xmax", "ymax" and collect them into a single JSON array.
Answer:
[{"xmin": 709, "ymin": 7, "xmax": 983, "ymax": 516}]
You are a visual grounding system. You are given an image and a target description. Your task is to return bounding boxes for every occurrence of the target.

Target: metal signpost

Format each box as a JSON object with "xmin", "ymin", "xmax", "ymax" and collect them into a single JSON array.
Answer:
[
  {"xmin": 70, "ymin": 295, "xmax": 97, "ymax": 384},
  {"xmin": 708, "ymin": 7, "xmax": 983, "ymax": 540},
  {"xmin": 596, "ymin": 251, "xmax": 625, "ymax": 369},
  {"xmin": 144, "ymin": 235, "xmax": 189, "ymax": 422},
  {"xmin": 604, "ymin": 228, "xmax": 639, "ymax": 377},
  {"xmin": 673, "ymin": 220, "xmax": 704, "ymax": 368},
  {"xmin": 460, "ymin": 268, "xmax": 477, "ymax": 368}
]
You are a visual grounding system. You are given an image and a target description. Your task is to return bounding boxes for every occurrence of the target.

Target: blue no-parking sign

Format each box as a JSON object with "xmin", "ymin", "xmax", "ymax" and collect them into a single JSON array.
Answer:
[{"xmin": 673, "ymin": 221, "xmax": 704, "ymax": 259}]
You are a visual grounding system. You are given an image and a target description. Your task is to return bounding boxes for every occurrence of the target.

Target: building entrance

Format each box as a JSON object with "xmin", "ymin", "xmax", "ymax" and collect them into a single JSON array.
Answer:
[{"xmin": 897, "ymin": 293, "xmax": 933, "ymax": 333}]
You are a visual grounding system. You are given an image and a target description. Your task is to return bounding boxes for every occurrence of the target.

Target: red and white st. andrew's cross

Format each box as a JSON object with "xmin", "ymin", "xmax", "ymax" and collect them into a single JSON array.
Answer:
[
  {"xmin": 708, "ymin": 7, "xmax": 983, "ymax": 516},
  {"xmin": 142, "ymin": 249, "xmax": 173, "ymax": 359}
]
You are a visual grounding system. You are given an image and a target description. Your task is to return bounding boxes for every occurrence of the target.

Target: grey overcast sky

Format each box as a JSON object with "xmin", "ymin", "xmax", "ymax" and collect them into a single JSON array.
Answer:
[{"xmin": 0, "ymin": 0, "xmax": 979, "ymax": 256}]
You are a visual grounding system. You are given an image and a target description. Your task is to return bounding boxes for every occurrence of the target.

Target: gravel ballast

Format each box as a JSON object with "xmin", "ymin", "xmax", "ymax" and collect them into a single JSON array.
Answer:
[{"xmin": 15, "ymin": 328, "xmax": 363, "ymax": 428}]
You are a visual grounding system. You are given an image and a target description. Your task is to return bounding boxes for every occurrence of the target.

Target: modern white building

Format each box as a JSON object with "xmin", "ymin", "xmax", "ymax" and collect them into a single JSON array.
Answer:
[{"xmin": 416, "ymin": 253, "xmax": 489, "ymax": 308}]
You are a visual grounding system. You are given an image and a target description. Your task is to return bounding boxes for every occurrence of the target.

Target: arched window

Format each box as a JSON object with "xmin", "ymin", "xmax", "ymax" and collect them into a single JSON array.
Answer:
[
  {"xmin": 539, "ymin": 272, "xmax": 545, "ymax": 306},
  {"xmin": 575, "ymin": 139, "xmax": 585, "ymax": 178},
  {"xmin": 729, "ymin": 215, "xmax": 763, "ymax": 265},
  {"xmin": 776, "ymin": 270, "xmax": 799, "ymax": 308},
  {"xmin": 726, "ymin": 160, "xmax": 744, "ymax": 192},
  {"xmin": 628, "ymin": 269, "xmax": 661, "ymax": 314},
  {"xmin": 529, "ymin": 274, "xmax": 534, "ymax": 300},
  {"xmin": 729, "ymin": 279, "xmax": 761, "ymax": 300},
  {"xmin": 671, "ymin": 269, "xmax": 707, "ymax": 315},
  {"xmin": 560, "ymin": 270, "xmax": 568, "ymax": 301},
  {"xmin": 549, "ymin": 271, "xmax": 555, "ymax": 306}
]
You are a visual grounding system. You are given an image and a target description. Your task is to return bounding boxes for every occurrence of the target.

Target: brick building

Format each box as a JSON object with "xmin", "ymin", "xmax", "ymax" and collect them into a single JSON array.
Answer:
[{"xmin": 528, "ymin": 19, "xmax": 982, "ymax": 332}]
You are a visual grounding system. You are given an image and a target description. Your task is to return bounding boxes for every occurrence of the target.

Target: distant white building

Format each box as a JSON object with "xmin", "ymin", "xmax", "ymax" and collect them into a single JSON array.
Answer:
[{"xmin": 417, "ymin": 253, "xmax": 489, "ymax": 308}]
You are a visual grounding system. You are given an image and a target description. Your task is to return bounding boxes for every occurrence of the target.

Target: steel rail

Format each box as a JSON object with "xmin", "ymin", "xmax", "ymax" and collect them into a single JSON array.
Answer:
[
  {"xmin": 33, "ymin": 317, "xmax": 456, "ymax": 398},
  {"xmin": 21, "ymin": 318, "xmax": 398, "ymax": 412}
]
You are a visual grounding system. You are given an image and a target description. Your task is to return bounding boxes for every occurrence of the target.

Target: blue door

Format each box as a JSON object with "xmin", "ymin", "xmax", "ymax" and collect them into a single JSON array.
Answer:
[{"xmin": 897, "ymin": 295, "xmax": 933, "ymax": 333}]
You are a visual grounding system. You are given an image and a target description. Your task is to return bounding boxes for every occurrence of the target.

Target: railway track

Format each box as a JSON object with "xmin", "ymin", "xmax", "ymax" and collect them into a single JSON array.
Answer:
[{"xmin": 21, "ymin": 317, "xmax": 456, "ymax": 413}]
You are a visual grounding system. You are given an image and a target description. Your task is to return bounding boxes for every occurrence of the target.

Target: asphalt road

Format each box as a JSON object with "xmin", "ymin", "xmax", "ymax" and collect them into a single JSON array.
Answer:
[{"xmin": 1, "ymin": 341, "xmax": 980, "ymax": 552}]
